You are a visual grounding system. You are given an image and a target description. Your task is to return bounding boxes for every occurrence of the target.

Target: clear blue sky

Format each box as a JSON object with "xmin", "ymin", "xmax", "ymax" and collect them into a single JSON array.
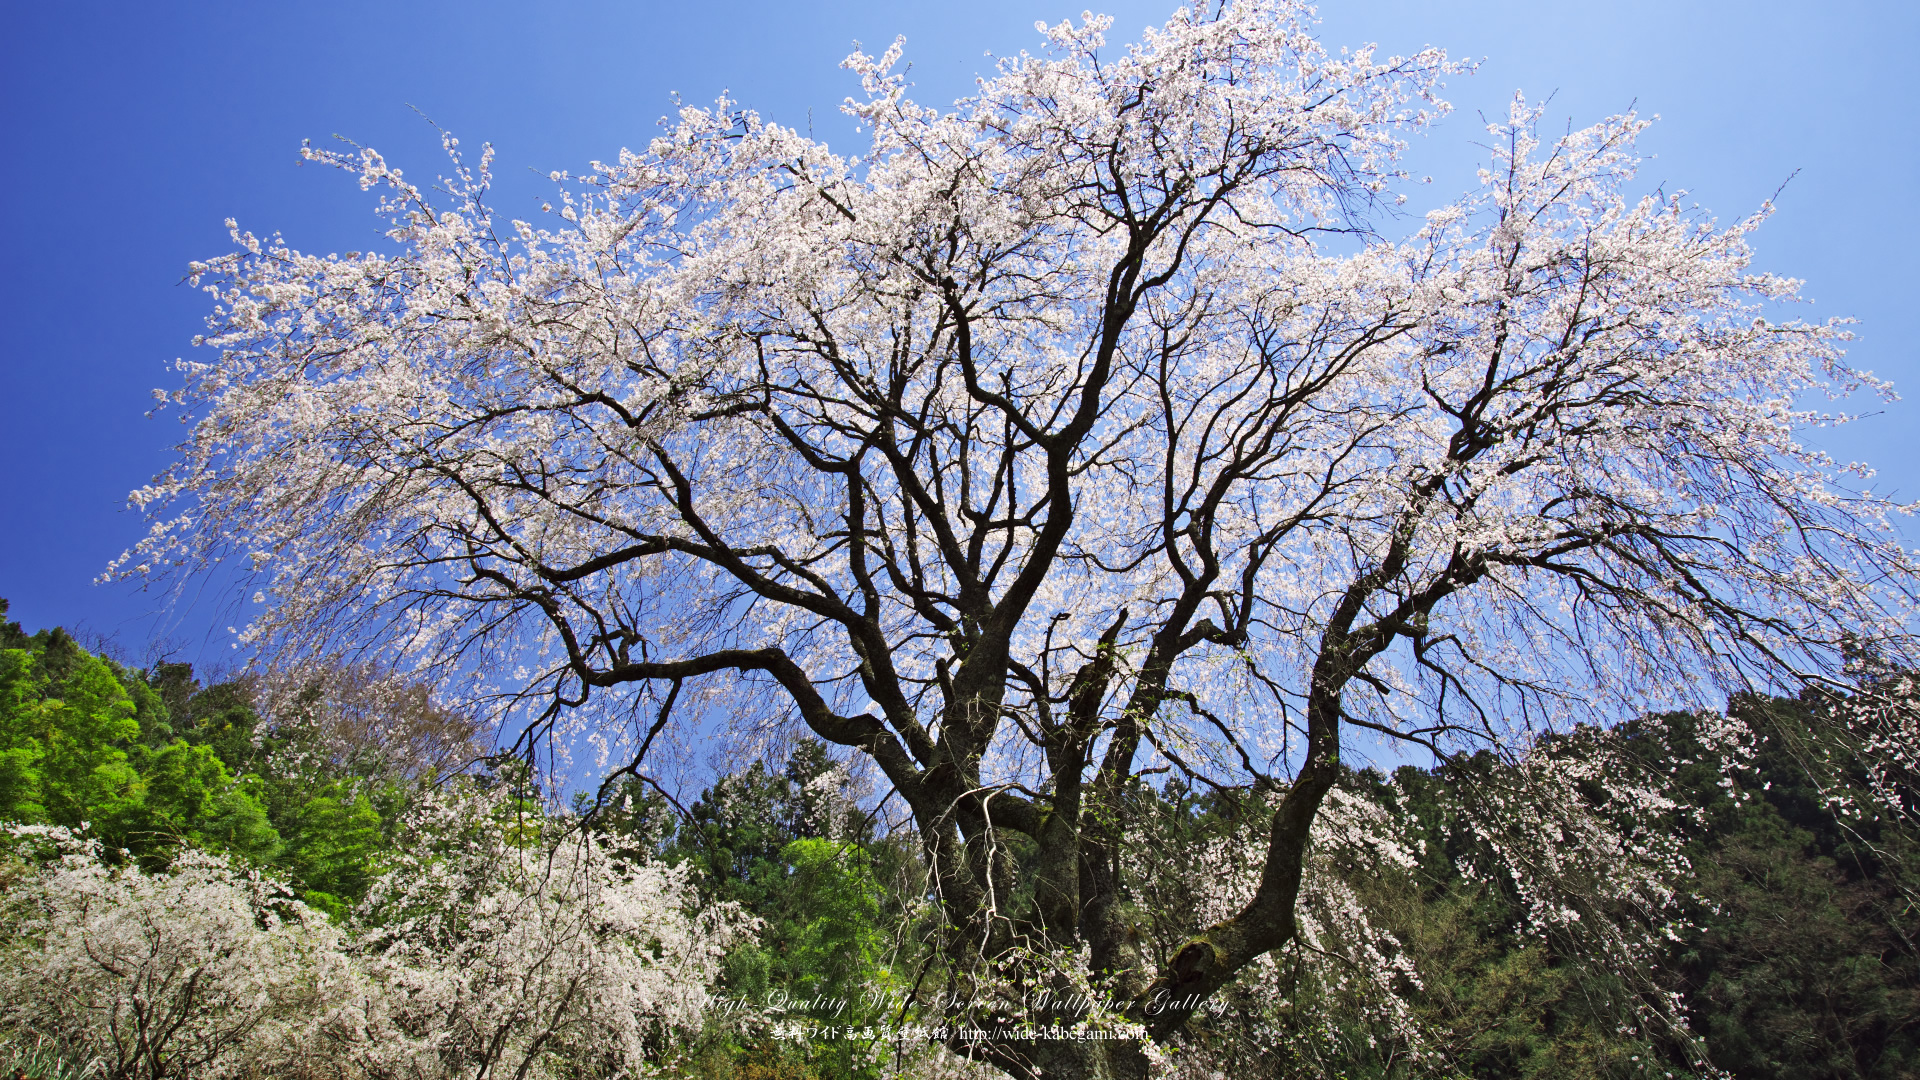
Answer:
[{"xmin": 3, "ymin": 0, "xmax": 1915, "ymax": 668}]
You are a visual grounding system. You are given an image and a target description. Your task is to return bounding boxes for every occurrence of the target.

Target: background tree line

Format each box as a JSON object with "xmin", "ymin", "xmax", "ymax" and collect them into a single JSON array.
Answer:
[
  {"xmin": 4, "ymin": 593, "xmax": 1915, "ymax": 1078},
  {"xmin": 0, "ymin": 598, "xmax": 464, "ymax": 919}
]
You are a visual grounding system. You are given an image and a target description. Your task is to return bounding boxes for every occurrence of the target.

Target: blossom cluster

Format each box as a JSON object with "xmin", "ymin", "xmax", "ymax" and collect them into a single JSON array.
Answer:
[{"xmin": 0, "ymin": 783, "xmax": 744, "ymax": 1079}]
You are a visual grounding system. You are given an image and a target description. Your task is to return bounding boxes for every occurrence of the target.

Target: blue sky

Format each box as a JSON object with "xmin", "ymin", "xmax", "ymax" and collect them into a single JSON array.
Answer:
[{"xmin": 2, "ymin": 0, "xmax": 1915, "ymax": 668}]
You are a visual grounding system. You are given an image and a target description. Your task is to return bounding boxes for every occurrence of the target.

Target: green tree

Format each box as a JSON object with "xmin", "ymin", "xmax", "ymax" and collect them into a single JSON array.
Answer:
[
  {"xmin": 1657, "ymin": 696, "xmax": 1920, "ymax": 1080},
  {"xmin": 620, "ymin": 743, "xmax": 903, "ymax": 1080},
  {"xmin": 274, "ymin": 785, "xmax": 386, "ymax": 918},
  {"xmin": 129, "ymin": 739, "xmax": 280, "ymax": 864},
  {"xmin": 781, "ymin": 837, "xmax": 888, "ymax": 1003},
  {"xmin": 0, "ymin": 602, "xmax": 466, "ymax": 909},
  {"xmin": 0, "ymin": 629, "xmax": 145, "ymax": 842}
]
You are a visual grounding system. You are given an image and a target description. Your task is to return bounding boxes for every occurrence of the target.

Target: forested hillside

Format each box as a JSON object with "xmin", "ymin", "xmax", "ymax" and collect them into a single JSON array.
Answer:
[
  {"xmin": 3, "ymin": 598, "xmax": 1914, "ymax": 1078},
  {"xmin": 0, "ymin": 599, "xmax": 466, "ymax": 917}
]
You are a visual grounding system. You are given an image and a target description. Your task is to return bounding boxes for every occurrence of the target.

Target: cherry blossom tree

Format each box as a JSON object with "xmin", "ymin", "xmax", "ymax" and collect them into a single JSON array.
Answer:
[
  {"xmin": 341, "ymin": 780, "xmax": 746, "ymax": 1079},
  {"xmin": 0, "ymin": 826, "xmax": 358, "ymax": 1080},
  {"xmin": 124, "ymin": 1, "xmax": 1918, "ymax": 1075},
  {"xmin": 0, "ymin": 797, "xmax": 744, "ymax": 1079}
]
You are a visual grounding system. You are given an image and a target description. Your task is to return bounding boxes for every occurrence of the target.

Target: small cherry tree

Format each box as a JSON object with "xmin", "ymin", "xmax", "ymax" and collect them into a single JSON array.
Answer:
[
  {"xmin": 0, "ymin": 827, "xmax": 357, "ymax": 1080},
  {"xmin": 126, "ymin": 1, "xmax": 1917, "ymax": 1075},
  {"xmin": 0, "ymin": 799, "xmax": 744, "ymax": 1079},
  {"xmin": 343, "ymin": 780, "xmax": 746, "ymax": 1078}
]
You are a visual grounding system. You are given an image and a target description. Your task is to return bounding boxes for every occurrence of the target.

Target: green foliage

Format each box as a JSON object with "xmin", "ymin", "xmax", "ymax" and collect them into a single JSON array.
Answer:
[
  {"xmin": 128, "ymin": 738, "xmax": 281, "ymax": 863},
  {"xmin": 273, "ymin": 785, "xmax": 385, "ymax": 919},
  {"xmin": 0, "ymin": 1034, "xmax": 96, "ymax": 1080},
  {"xmin": 0, "ymin": 599, "xmax": 463, "ymax": 914},
  {"xmin": 0, "ymin": 615, "xmax": 291, "ymax": 870},
  {"xmin": 595, "ymin": 741, "xmax": 908, "ymax": 1080},
  {"xmin": 780, "ymin": 837, "xmax": 888, "ymax": 1002},
  {"xmin": 662, "ymin": 743, "xmax": 893, "ymax": 1005},
  {"xmin": 1363, "ymin": 759, "xmax": 1677, "ymax": 1078},
  {"xmin": 1121, "ymin": 694, "xmax": 1920, "ymax": 1079},
  {"xmin": 1661, "ymin": 696, "xmax": 1920, "ymax": 1080},
  {"xmin": 0, "ymin": 632, "xmax": 143, "ymax": 835}
]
